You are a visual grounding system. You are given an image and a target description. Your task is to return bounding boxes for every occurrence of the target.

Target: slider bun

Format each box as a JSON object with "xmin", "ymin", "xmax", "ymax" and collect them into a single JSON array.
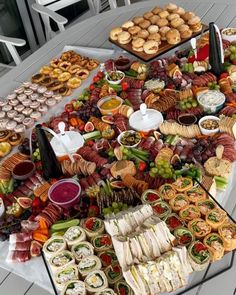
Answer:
[
  {"xmin": 110, "ymin": 27, "xmax": 123, "ymax": 40},
  {"xmin": 180, "ymin": 29, "xmax": 193, "ymax": 38},
  {"xmin": 173, "ymin": 7, "xmax": 185, "ymax": 15},
  {"xmin": 159, "ymin": 26, "xmax": 171, "ymax": 40},
  {"xmin": 166, "ymin": 28, "xmax": 181, "ymax": 44},
  {"xmin": 159, "ymin": 10, "xmax": 170, "ymax": 18},
  {"xmin": 143, "ymin": 40, "xmax": 159, "ymax": 54},
  {"xmin": 171, "ymin": 17, "xmax": 184, "ymax": 28},
  {"xmin": 117, "ymin": 31, "xmax": 131, "ymax": 44},
  {"xmin": 137, "ymin": 29, "xmax": 149, "ymax": 39},
  {"xmin": 182, "ymin": 11, "xmax": 195, "ymax": 21},
  {"xmin": 165, "ymin": 3, "xmax": 178, "ymax": 12},
  {"xmin": 152, "ymin": 7, "xmax": 162, "ymax": 15},
  {"xmin": 177, "ymin": 24, "xmax": 190, "ymax": 32},
  {"xmin": 139, "ymin": 20, "xmax": 151, "ymax": 29},
  {"xmin": 188, "ymin": 16, "xmax": 201, "ymax": 25},
  {"xmin": 156, "ymin": 18, "xmax": 169, "ymax": 27},
  {"xmin": 128, "ymin": 25, "xmax": 141, "ymax": 35},
  {"xmin": 132, "ymin": 37, "xmax": 145, "ymax": 51},
  {"xmin": 167, "ymin": 13, "xmax": 180, "ymax": 21},
  {"xmin": 148, "ymin": 33, "xmax": 161, "ymax": 42},
  {"xmin": 149, "ymin": 15, "xmax": 160, "ymax": 24},
  {"xmin": 122, "ymin": 21, "xmax": 134, "ymax": 30},
  {"xmin": 191, "ymin": 23, "xmax": 203, "ymax": 32},
  {"xmin": 148, "ymin": 25, "xmax": 159, "ymax": 34},
  {"xmin": 143, "ymin": 11, "xmax": 154, "ymax": 19},
  {"xmin": 132, "ymin": 16, "xmax": 144, "ymax": 25}
]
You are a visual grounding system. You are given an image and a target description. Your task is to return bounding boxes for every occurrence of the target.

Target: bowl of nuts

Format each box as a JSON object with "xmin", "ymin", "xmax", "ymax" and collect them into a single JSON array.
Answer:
[
  {"xmin": 198, "ymin": 115, "xmax": 220, "ymax": 135},
  {"xmin": 221, "ymin": 28, "xmax": 236, "ymax": 42}
]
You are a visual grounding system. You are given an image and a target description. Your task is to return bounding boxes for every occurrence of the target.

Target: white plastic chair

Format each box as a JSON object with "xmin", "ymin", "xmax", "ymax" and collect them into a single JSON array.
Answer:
[
  {"xmin": 31, "ymin": 0, "xmax": 97, "ymax": 41},
  {"xmin": 94, "ymin": 0, "xmax": 131, "ymax": 14},
  {"xmin": 0, "ymin": 35, "xmax": 26, "ymax": 69}
]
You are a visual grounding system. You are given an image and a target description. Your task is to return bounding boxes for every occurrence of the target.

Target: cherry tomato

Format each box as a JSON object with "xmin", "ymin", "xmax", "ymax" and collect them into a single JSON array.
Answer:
[
  {"xmin": 93, "ymin": 76, "xmax": 100, "ymax": 83},
  {"xmin": 65, "ymin": 103, "xmax": 73, "ymax": 113},
  {"xmin": 86, "ymin": 140, "xmax": 94, "ymax": 147},
  {"xmin": 121, "ymin": 81, "xmax": 129, "ymax": 91},
  {"xmin": 220, "ymin": 72, "xmax": 229, "ymax": 79},
  {"xmin": 79, "ymin": 124, "xmax": 85, "ymax": 131},
  {"xmin": 89, "ymin": 84, "xmax": 95, "ymax": 91},
  {"xmin": 138, "ymin": 161, "xmax": 147, "ymax": 171},
  {"xmin": 97, "ymin": 71, "xmax": 104, "ymax": 78}
]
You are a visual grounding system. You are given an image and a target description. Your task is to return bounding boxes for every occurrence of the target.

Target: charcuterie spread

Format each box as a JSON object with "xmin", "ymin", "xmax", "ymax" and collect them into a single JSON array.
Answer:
[{"xmin": 1, "ymin": 3, "xmax": 236, "ymax": 294}]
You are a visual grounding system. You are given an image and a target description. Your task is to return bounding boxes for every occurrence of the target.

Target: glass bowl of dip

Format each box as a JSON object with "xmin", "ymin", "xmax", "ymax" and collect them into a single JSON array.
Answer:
[
  {"xmin": 97, "ymin": 95, "xmax": 123, "ymax": 115},
  {"xmin": 48, "ymin": 178, "xmax": 81, "ymax": 209},
  {"xmin": 197, "ymin": 90, "xmax": 225, "ymax": 114},
  {"xmin": 12, "ymin": 160, "xmax": 36, "ymax": 180}
]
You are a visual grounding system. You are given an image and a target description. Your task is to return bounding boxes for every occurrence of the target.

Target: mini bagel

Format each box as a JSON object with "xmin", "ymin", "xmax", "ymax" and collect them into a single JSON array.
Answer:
[{"xmin": 110, "ymin": 27, "xmax": 123, "ymax": 40}]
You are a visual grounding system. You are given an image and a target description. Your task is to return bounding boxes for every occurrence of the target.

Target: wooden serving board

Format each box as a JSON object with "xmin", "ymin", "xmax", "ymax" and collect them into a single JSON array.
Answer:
[{"xmin": 109, "ymin": 24, "xmax": 208, "ymax": 62}]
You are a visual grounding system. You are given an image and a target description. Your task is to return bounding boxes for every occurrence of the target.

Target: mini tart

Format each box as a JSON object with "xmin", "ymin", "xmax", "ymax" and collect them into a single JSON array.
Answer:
[
  {"xmin": 40, "ymin": 76, "xmax": 53, "ymax": 86},
  {"xmin": 86, "ymin": 59, "xmax": 99, "ymax": 70},
  {"xmin": 76, "ymin": 69, "xmax": 90, "ymax": 80},
  {"xmin": 186, "ymin": 186, "xmax": 206, "ymax": 203},
  {"xmin": 59, "ymin": 61, "xmax": 71, "ymax": 71},
  {"xmin": 47, "ymin": 81, "xmax": 64, "ymax": 91},
  {"xmin": 67, "ymin": 77, "xmax": 82, "ymax": 89},
  {"xmin": 31, "ymin": 73, "xmax": 45, "ymax": 83},
  {"xmin": 8, "ymin": 133, "xmax": 23, "ymax": 146},
  {"xmin": 64, "ymin": 226, "xmax": 86, "ymax": 248},
  {"xmin": 205, "ymin": 208, "xmax": 227, "ymax": 230},
  {"xmin": 39, "ymin": 66, "xmax": 53, "ymax": 75},
  {"xmin": 188, "ymin": 218, "xmax": 211, "ymax": 238},
  {"xmin": 152, "ymin": 200, "xmax": 172, "ymax": 219},
  {"xmin": 43, "ymin": 236, "xmax": 67, "ymax": 259},
  {"xmin": 218, "ymin": 223, "xmax": 236, "ymax": 251},
  {"xmin": 49, "ymin": 68, "xmax": 63, "ymax": 79},
  {"xmin": 203, "ymin": 233, "xmax": 225, "ymax": 261},
  {"xmin": 58, "ymin": 72, "xmax": 71, "ymax": 82},
  {"xmin": 172, "ymin": 177, "xmax": 193, "ymax": 192},
  {"xmin": 68, "ymin": 64, "xmax": 81, "ymax": 74},
  {"xmin": 50, "ymin": 58, "xmax": 61, "ymax": 68},
  {"xmin": 82, "ymin": 217, "xmax": 104, "ymax": 239},
  {"xmin": 0, "ymin": 130, "xmax": 12, "ymax": 142},
  {"xmin": 158, "ymin": 183, "xmax": 176, "ymax": 200},
  {"xmin": 179, "ymin": 205, "xmax": 201, "ymax": 222},
  {"xmin": 49, "ymin": 250, "xmax": 75, "ymax": 273},
  {"xmin": 78, "ymin": 255, "xmax": 102, "ymax": 277},
  {"xmin": 55, "ymin": 264, "xmax": 79, "ymax": 290},
  {"xmin": 58, "ymin": 86, "xmax": 72, "ymax": 96},
  {"xmin": 61, "ymin": 280, "xmax": 86, "ymax": 295},
  {"xmin": 91, "ymin": 234, "xmax": 112, "ymax": 252},
  {"xmin": 169, "ymin": 193, "xmax": 189, "ymax": 211},
  {"xmin": 71, "ymin": 241, "xmax": 94, "ymax": 262},
  {"xmin": 174, "ymin": 227, "xmax": 195, "ymax": 247}
]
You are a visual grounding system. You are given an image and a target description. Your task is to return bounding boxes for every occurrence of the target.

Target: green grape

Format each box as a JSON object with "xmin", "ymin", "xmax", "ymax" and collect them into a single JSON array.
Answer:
[
  {"xmin": 112, "ymin": 202, "xmax": 119, "ymax": 209},
  {"xmin": 192, "ymin": 100, "xmax": 198, "ymax": 107},
  {"xmin": 118, "ymin": 202, "xmax": 123, "ymax": 209},
  {"xmin": 113, "ymin": 208, "xmax": 120, "ymax": 214},
  {"xmin": 186, "ymin": 102, "xmax": 192, "ymax": 108}
]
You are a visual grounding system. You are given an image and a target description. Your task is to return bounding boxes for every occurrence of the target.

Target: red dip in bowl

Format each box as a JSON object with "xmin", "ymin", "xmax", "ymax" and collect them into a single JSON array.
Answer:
[
  {"xmin": 12, "ymin": 160, "xmax": 35, "ymax": 180},
  {"xmin": 48, "ymin": 179, "xmax": 81, "ymax": 208},
  {"xmin": 114, "ymin": 57, "xmax": 131, "ymax": 71}
]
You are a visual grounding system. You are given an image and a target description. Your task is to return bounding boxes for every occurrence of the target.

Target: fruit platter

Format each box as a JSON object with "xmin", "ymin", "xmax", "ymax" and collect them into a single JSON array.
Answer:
[{"xmin": 1, "ymin": 9, "xmax": 236, "ymax": 295}]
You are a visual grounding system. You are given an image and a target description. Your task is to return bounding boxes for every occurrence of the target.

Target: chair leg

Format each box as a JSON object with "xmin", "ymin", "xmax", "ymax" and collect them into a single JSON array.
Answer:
[
  {"xmin": 4, "ymin": 43, "xmax": 22, "ymax": 66},
  {"xmin": 124, "ymin": 0, "xmax": 131, "ymax": 5},
  {"xmin": 87, "ymin": 0, "xmax": 96, "ymax": 15},
  {"xmin": 108, "ymin": 0, "xmax": 117, "ymax": 9}
]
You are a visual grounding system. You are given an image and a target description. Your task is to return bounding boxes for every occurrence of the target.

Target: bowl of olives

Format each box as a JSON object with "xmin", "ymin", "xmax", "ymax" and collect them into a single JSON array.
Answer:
[
  {"xmin": 105, "ymin": 70, "xmax": 125, "ymax": 85},
  {"xmin": 117, "ymin": 130, "xmax": 141, "ymax": 148},
  {"xmin": 198, "ymin": 115, "xmax": 220, "ymax": 135}
]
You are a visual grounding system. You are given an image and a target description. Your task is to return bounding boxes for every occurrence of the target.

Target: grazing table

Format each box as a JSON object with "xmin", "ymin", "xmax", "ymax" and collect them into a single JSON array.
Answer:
[{"xmin": 0, "ymin": 1, "xmax": 236, "ymax": 294}]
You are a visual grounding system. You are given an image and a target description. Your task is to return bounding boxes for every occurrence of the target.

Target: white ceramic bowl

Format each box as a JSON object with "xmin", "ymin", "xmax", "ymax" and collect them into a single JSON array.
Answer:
[
  {"xmin": 197, "ymin": 90, "xmax": 225, "ymax": 114},
  {"xmin": 105, "ymin": 70, "xmax": 125, "ymax": 85},
  {"xmin": 117, "ymin": 130, "xmax": 141, "ymax": 148},
  {"xmin": 221, "ymin": 28, "xmax": 236, "ymax": 42},
  {"xmin": 198, "ymin": 115, "xmax": 220, "ymax": 135},
  {"xmin": 97, "ymin": 95, "xmax": 123, "ymax": 115}
]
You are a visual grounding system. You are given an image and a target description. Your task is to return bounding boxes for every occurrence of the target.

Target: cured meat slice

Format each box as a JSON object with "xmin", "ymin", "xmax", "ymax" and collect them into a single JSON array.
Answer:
[
  {"xmin": 7, "ymin": 250, "xmax": 30, "ymax": 262},
  {"xmin": 9, "ymin": 241, "xmax": 31, "ymax": 251},
  {"xmin": 9, "ymin": 232, "xmax": 32, "ymax": 244}
]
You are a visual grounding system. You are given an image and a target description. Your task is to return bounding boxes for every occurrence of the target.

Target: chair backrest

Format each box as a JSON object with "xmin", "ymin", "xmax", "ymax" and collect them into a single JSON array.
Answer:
[
  {"xmin": 36, "ymin": 0, "xmax": 82, "ymax": 12},
  {"xmin": 0, "ymin": 35, "xmax": 26, "ymax": 68},
  {"xmin": 108, "ymin": 0, "xmax": 131, "ymax": 9}
]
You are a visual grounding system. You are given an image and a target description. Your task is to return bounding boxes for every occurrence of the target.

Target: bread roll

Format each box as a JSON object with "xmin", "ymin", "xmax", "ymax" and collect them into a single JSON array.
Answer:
[
  {"xmin": 166, "ymin": 28, "xmax": 181, "ymax": 44},
  {"xmin": 132, "ymin": 16, "xmax": 144, "ymax": 25},
  {"xmin": 117, "ymin": 31, "xmax": 131, "ymax": 44},
  {"xmin": 156, "ymin": 18, "xmax": 169, "ymax": 27},
  {"xmin": 110, "ymin": 27, "xmax": 123, "ymax": 40},
  {"xmin": 122, "ymin": 21, "xmax": 134, "ymax": 30},
  {"xmin": 143, "ymin": 40, "xmax": 159, "ymax": 54},
  {"xmin": 171, "ymin": 17, "xmax": 184, "ymax": 28},
  {"xmin": 148, "ymin": 25, "xmax": 159, "ymax": 34},
  {"xmin": 159, "ymin": 10, "xmax": 170, "ymax": 18},
  {"xmin": 149, "ymin": 15, "xmax": 160, "ymax": 24},
  {"xmin": 137, "ymin": 29, "xmax": 149, "ymax": 39},
  {"xmin": 139, "ymin": 20, "xmax": 151, "ymax": 29},
  {"xmin": 143, "ymin": 11, "xmax": 154, "ymax": 19},
  {"xmin": 128, "ymin": 25, "xmax": 141, "ymax": 35},
  {"xmin": 132, "ymin": 37, "xmax": 145, "ymax": 52}
]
